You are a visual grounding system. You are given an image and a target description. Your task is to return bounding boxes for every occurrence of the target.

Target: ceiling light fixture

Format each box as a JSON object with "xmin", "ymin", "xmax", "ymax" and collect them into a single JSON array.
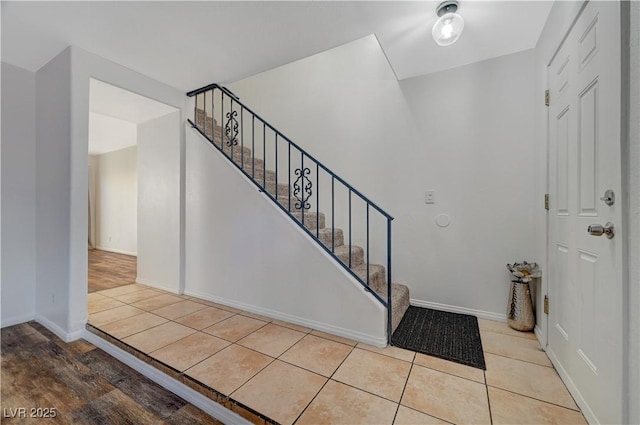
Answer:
[{"xmin": 432, "ymin": 1, "xmax": 464, "ymax": 47}]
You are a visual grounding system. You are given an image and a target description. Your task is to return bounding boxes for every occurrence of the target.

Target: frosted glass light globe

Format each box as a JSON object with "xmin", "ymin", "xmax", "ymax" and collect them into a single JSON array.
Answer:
[{"xmin": 432, "ymin": 12, "xmax": 464, "ymax": 46}]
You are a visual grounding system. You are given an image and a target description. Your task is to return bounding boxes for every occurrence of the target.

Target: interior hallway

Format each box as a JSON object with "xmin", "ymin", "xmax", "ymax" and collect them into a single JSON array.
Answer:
[
  {"xmin": 89, "ymin": 249, "xmax": 137, "ymax": 293},
  {"xmin": 85, "ymin": 250, "xmax": 588, "ymax": 425}
]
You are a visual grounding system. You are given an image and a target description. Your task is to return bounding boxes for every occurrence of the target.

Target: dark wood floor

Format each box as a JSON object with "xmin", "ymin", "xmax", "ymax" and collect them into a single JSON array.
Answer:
[
  {"xmin": 1, "ymin": 322, "xmax": 223, "ymax": 425},
  {"xmin": 88, "ymin": 249, "xmax": 137, "ymax": 293}
]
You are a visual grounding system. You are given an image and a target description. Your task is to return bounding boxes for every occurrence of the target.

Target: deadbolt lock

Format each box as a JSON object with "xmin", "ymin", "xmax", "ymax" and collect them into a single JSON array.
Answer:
[{"xmin": 600, "ymin": 189, "xmax": 615, "ymax": 206}]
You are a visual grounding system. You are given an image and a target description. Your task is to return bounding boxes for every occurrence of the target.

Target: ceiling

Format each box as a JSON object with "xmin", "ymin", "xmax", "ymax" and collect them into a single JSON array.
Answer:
[
  {"xmin": 90, "ymin": 79, "xmax": 178, "ymax": 124},
  {"xmin": 1, "ymin": 1, "xmax": 552, "ymax": 92},
  {"xmin": 88, "ymin": 79, "xmax": 178, "ymax": 155}
]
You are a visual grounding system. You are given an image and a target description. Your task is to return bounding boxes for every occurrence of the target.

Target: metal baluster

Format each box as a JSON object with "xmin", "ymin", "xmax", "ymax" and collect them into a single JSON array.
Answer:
[
  {"xmin": 348, "ymin": 189, "xmax": 352, "ymax": 268},
  {"xmin": 240, "ymin": 106, "xmax": 244, "ymax": 168},
  {"xmin": 331, "ymin": 176, "xmax": 335, "ymax": 252},
  {"xmin": 316, "ymin": 163, "xmax": 319, "ymax": 238},
  {"xmin": 275, "ymin": 133, "xmax": 278, "ymax": 199},
  {"xmin": 252, "ymin": 116, "xmax": 255, "ymax": 179},
  {"xmin": 288, "ymin": 144, "xmax": 291, "ymax": 212},
  {"xmin": 203, "ymin": 92, "xmax": 207, "ymax": 136},
  {"xmin": 194, "ymin": 93, "xmax": 198, "ymax": 128},
  {"xmin": 387, "ymin": 218, "xmax": 392, "ymax": 344},
  {"xmin": 301, "ymin": 152, "xmax": 305, "ymax": 228},
  {"xmin": 211, "ymin": 90, "xmax": 215, "ymax": 146},
  {"xmin": 220, "ymin": 92, "xmax": 224, "ymax": 150},
  {"xmin": 263, "ymin": 123, "xmax": 266, "ymax": 190},
  {"xmin": 366, "ymin": 203, "xmax": 370, "ymax": 286}
]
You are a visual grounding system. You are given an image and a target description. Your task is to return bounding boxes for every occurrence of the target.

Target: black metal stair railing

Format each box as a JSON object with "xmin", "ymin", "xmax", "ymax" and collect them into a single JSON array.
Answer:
[{"xmin": 186, "ymin": 83, "xmax": 395, "ymax": 342}]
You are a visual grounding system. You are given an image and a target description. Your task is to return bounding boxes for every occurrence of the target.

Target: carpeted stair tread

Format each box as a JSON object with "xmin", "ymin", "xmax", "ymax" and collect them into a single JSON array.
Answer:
[
  {"xmin": 291, "ymin": 211, "xmax": 326, "ymax": 230},
  {"xmin": 264, "ymin": 180, "xmax": 292, "ymax": 198},
  {"xmin": 241, "ymin": 158, "xmax": 266, "ymax": 175},
  {"xmin": 388, "ymin": 283, "xmax": 411, "ymax": 333},
  {"xmin": 317, "ymin": 228, "xmax": 344, "ymax": 248},
  {"xmin": 276, "ymin": 196, "xmax": 300, "ymax": 210},
  {"xmin": 352, "ymin": 263, "xmax": 386, "ymax": 292},
  {"xmin": 334, "ymin": 245, "xmax": 364, "ymax": 268}
]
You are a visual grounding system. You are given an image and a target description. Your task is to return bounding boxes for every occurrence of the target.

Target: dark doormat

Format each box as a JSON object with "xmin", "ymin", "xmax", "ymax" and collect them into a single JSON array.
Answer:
[{"xmin": 391, "ymin": 306, "xmax": 486, "ymax": 370}]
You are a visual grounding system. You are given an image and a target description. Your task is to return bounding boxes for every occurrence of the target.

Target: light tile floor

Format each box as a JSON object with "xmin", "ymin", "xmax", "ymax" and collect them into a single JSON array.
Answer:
[{"xmin": 88, "ymin": 284, "xmax": 587, "ymax": 425}]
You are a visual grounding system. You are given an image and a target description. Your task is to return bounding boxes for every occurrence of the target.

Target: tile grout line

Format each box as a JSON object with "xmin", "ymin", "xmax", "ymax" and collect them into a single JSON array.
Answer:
[
  {"xmin": 290, "ymin": 342, "xmax": 360, "ymax": 424},
  {"xmin": 391, "ymin": 358, "xmax": 414, "ymax": 424},
  {"xmin": 479, "ymin": 327, "xmax": 539, "ymax": 341},
  {"xmin": 486, "ymin": 351, "xmax": 554, "ymax": 369},
  {"xmin": 485, "ymin": 371, "xmax": 494, "ymax": 425},
  {"xmin": 485, "ymin": 383, "xmax": 582, "ymax": 412},
  {"xmin": 409, "ymin": 361, "xmax": 486, "ymax": 385}
]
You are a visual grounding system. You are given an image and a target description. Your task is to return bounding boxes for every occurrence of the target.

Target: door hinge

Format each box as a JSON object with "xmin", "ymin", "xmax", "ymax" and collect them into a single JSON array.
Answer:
[
  {"xmin": 544, "ymin": 90, "xmax": 550, "ymax": 106},
  {"xmin": 544, "ymin": 295, "xmax": 549, "ymax": 315},
  {"xmin": 544, "ymin": 193, "xmax": 549, "ymax": 210}
]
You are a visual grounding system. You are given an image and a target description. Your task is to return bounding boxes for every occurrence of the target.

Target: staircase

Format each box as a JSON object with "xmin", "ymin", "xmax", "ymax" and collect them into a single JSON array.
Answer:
[{"xmin": 187, "ymin": 84, "xmax": 410, "ymax": 342}]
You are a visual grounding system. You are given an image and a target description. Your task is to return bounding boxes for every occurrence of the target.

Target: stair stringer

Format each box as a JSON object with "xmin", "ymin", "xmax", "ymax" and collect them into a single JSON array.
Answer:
[{"xmin": 184, "ymin": 125, "xmax": 387, "ymax": 346}]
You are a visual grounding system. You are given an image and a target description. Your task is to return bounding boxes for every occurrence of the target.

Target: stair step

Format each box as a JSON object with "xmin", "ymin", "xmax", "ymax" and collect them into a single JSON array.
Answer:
[
  {"xmin": 264, "ymin": 180, "xmax": 292, "ymax": 198},
  {"xmin": 251, "ymin": 166, "xmax": 276, "ymax": 181},
  {"xmin": 291, "ymin": 211, "xmax": 325, "ymax": 230},
  {"xmin": 353, "ymin": 263, "xmax": 386, "ymax": 293},
  {"xmin": 387, "ymin": 283, "xmax": 410, "ymax": 334},
  {"xmin": 334, "ymin": 245, "xmax": 364, "ymax": 268},
  {"xmin": 276, "ymin": 196, "xmax": 300, "ymax": 210},
  {"xmin": 317, "ymin": 228, "xmax": 344, "ymax": 248},
  {"xmin": 220, "ymin": 143, "xmax": 251, "ymax": 160}
]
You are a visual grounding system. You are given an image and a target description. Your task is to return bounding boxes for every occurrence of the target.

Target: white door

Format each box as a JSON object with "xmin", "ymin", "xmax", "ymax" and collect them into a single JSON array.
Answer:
[{"xmin": 547, "ymin": 2, "xmax": 622, "ymax": 424}]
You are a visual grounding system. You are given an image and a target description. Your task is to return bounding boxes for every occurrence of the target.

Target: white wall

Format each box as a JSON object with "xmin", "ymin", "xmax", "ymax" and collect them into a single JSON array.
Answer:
[
  {"xmin": 94, "ymin": 146, "xmax": 138, "ymax": 256},
  {"xmin": 35, "ymin": 48, "xmax": 72, "ymax": 336},
  {"xmin": 398, "ymin": 50, "xmax": 537, "ymax": 317},
  {"xmin": 1, "ymin": 62, "xmax": 37, "ymax": 327},
  {"xmin": 184, "ymin": 125, "xmax": 387, "ymax": 345},
  {"xmin": 137, "ymin": 112, "xmax": 181, "ymax": 291},
  {"xmin": 17, "ymin": 46, "xmax": 190, "ymax": 340},
  {"xmin": 228, "ymin": 35, "xmax": 537, "ymax": 319}
]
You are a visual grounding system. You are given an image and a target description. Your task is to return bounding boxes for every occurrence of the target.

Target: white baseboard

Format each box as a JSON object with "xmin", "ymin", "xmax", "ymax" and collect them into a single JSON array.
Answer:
[
  {"xmin": 95, "ymin": 246, "xmax": 137, "ymax": 257},
  {"xmin": 83, "ymin": 330, "xmax": 251, "ymax": 425},
  {"xmin": 34, "ymin": 315, "xmax": 83, "ymax": 343},
  {"xmin": 546, "ymin": 347, "xmax": 598, "ymax": 424},
  {"xmin": 135, "ymin": 277, "xmax": 179, "ymax": 294},
  {"xmin": 2, "ymin": 314, "xmax": 83, "ymax": 343},
  {"xmin": 184, "ymin": 290, "xmax": 387, "ymax": 347},
  {"xmin": 410, "ymin": 298, "xmax": 507, "ymax": 322},
  {"xmin": 1, "ymin": 313, "xmax": 36, "ymax": 329}
]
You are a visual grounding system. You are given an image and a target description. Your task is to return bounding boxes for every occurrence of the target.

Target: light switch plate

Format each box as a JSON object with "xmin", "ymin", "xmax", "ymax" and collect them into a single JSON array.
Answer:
[{"xmin": 425, "ymin": 190, "xmax": 435, "ymax": 204}]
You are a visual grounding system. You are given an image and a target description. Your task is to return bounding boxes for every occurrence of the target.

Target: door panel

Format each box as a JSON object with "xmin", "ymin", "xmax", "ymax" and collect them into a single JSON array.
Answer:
[{"xmin": 547, "ymin": 2, "xmax": 622, "ymax": 424}]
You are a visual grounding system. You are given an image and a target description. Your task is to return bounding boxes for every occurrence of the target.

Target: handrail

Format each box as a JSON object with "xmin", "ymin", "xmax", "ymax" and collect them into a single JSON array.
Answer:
[
  {"xmin": 187, "ymin": 83, "xmax": 395, "ymax": 343},
  {"xmin": 187, "ymin": 83, "xmax": 394, "ymax": 221}
]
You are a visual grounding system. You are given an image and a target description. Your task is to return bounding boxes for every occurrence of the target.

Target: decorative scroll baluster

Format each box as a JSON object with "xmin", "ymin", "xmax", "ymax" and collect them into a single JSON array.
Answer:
[
  {"xmin": 293, "ymin": 166, "xmax": 312, "ymax": 211},
  {"xmin": 225, "ymin": 110, "xmax": 239, "ymax": 147}
]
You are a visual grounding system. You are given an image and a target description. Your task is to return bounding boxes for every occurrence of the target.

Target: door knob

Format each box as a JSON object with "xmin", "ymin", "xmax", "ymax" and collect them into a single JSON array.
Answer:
[{"xmin": 588, "ymin": 222, "xmax": 615, "ymax": 239}]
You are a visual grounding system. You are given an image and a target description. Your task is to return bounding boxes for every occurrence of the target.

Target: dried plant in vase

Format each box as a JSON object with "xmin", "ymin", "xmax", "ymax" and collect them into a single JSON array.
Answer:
[
  {"xmin": 505, "ymin": 261, "xmax": 541, "ymax": 331},
  {"xmin": 507, "ymin": 261, "xmax": 541, "ymax": 283}
]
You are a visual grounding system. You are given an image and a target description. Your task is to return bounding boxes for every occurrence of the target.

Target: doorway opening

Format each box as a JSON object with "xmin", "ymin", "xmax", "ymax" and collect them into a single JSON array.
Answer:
[{"xmin": 87, "ymin": 79, "xmax": 179, "ymax": 295}]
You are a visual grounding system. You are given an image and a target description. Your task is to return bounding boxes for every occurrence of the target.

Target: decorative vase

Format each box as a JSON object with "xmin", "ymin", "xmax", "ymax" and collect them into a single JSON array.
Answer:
[{"xmin": 507, "ymin": 281, "xmax": 535, "ymax": 331}]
